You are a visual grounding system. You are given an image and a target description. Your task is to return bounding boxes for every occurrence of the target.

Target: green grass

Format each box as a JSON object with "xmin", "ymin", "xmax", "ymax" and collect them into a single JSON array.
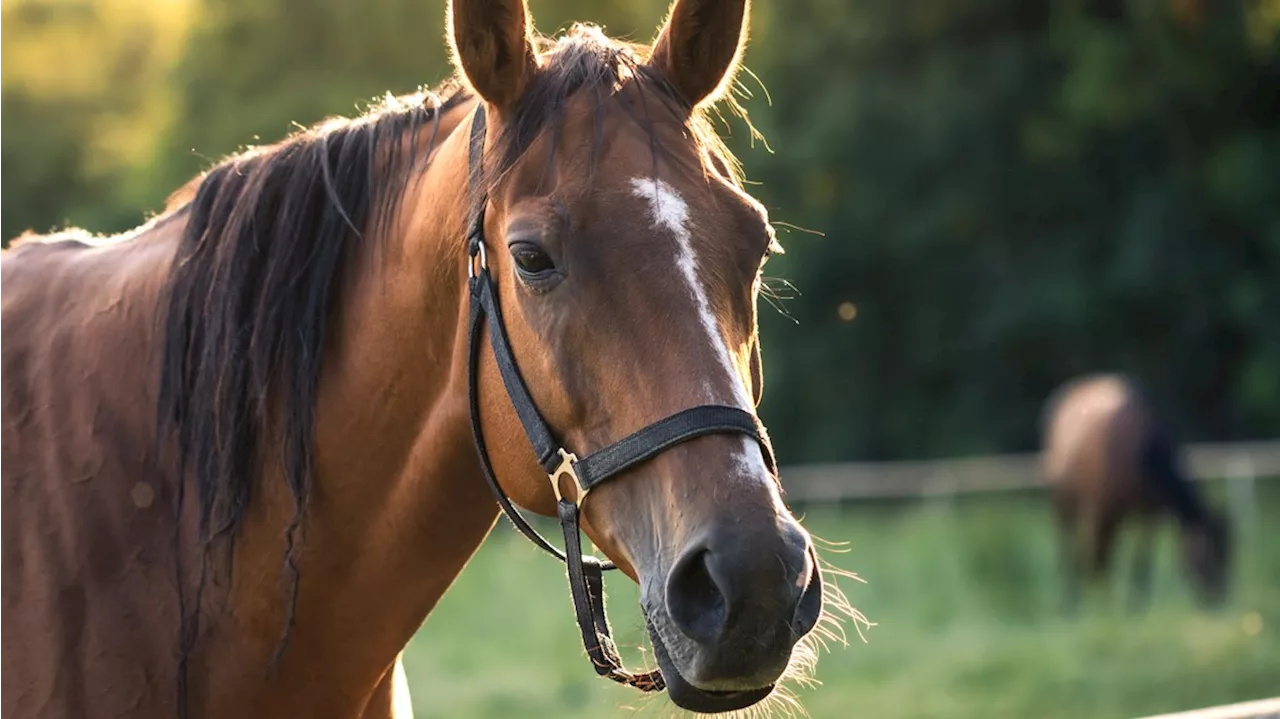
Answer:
[{"xmin": 404, "ymin": 482, "xmax": 1280, "ymax": 718}]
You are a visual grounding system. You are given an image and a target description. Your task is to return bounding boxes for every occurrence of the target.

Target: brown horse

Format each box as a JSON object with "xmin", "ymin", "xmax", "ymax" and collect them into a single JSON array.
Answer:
[
  {"xmin": 1042, "ymin": 374, "xmax": 1231, "ymax": 611},
  {"xmin": 1, "ymin": 0, "xmax": 857, "ymax": 716}
]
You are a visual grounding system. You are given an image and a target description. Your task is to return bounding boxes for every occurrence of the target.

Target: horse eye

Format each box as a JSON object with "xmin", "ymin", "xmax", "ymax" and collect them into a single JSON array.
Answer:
[{"xmin": 509, "ymin": 241, "xmax": 556, "ymax": 277}]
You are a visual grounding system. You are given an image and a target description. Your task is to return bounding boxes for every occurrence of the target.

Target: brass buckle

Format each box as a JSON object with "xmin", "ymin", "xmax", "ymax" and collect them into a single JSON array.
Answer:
[{"xmin": 550, "ymin": 448, "xmax": 588, "ymax": 506}]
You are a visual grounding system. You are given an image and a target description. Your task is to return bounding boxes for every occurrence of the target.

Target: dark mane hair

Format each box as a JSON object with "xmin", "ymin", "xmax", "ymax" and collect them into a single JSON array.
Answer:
[
  {"xmin": 155, "ymin": 23, "xmax": 752, "ymax": 705},
  {"xmin": 157, "ymin": 80, "xmax": 469, "ymax": 705},
  {"xmin": 160, "ymin": 80, "xmax": 468, "ymax": 552}
]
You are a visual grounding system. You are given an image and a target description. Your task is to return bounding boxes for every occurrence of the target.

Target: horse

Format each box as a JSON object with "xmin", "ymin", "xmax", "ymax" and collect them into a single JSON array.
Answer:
[
  {"xmin": 0, "ymin": 0, "xmax": 858, "ymax": 716},
  {"xmin": 1041, "ymin": 374, "xmax": 1231, "ymax": 611}
]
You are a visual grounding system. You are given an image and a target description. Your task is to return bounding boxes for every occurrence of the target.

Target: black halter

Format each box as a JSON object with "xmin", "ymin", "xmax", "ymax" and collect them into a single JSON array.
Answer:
[{"xmin": 463, "ymin": 104, "xmax": 777, "ymax": 691}]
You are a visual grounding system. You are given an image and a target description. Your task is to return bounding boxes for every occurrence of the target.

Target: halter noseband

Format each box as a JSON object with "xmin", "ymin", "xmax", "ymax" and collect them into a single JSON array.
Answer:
[{"xmin": 464, "ymin": 104, "xmax": 777, "ymax": 692}]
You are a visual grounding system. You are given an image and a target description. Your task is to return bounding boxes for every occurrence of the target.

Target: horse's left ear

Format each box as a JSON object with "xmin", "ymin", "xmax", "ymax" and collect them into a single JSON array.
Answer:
[
  {"xmin": 448, "ymin": 0, "xmax": 540, "ymax": 109},
  {"xmin": 648, "ymin": 0, "xmax": 750, "ymax": 108}
]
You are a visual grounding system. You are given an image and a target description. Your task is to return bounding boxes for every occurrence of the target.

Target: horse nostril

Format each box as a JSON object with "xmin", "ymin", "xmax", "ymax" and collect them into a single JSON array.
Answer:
[
  {"xmin": 791, "ymin": 549, "xmax": 824, "ymax": 637},
  {"xmin": 665, "ymin": 547, "xmax": 727, "ymax": 645}
]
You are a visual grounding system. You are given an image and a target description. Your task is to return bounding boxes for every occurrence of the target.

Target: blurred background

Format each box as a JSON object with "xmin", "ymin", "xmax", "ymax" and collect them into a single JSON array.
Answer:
[{"xmin": 3, "ymin": 0, "xmax": 1278, "ymax": 717}]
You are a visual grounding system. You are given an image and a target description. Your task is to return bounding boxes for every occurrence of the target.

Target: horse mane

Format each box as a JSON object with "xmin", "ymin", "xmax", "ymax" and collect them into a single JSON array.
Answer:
[
  {"xmin": 157, "ymin": 80, "xmax": 469, "ymax": 699},
  {"xmin": 155, "ymin": 23, "xmax": 752, "ymax": 686},
  {"xmin": 159, "ymin": 78, "xmax": 468, "ymax": 547}
]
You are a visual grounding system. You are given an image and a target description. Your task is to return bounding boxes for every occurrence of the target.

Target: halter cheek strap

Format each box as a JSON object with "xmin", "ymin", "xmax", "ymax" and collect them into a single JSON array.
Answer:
[{"xmin": 463, "ymin": 103, "xmax": 779, "ymax": 692}]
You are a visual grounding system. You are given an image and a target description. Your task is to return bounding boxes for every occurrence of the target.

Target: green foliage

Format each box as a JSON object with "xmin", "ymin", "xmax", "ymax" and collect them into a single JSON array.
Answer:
[
  {"xmin": 405, "ymin": 482, "xmax": 1280, "ymax": 718},
  {"xmin": 744, "ymin": 0, "xmax": 1280, "ymax": 460},
  {"xmin": 153, "ymin": 0, "xmax": 670, "ymax": 194},
  {"xmin": 1, "ymin": 0, "xmax": 193, "ymax": 239},
  {"xmin": 1, "ymin": 90, "xmax": 108, "ymax": 237},
  {"xmin": 2, "ymin": 0, "xmax": 1278, "ymax": 460}
]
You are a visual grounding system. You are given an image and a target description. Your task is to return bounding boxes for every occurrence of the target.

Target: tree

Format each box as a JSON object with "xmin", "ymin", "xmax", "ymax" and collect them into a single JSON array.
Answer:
[
  {"xmin": 1, "ymin": 0, "xmax": 193, "ymax": 241},
  {"xmin": 743, "ymin": 0, "xmax": 1280, "ymax": 460}
]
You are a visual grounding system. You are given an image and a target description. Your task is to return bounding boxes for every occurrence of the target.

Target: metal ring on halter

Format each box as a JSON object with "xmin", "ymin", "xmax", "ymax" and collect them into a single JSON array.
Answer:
[{"xmin": 467, "ymin": 240, "xmax": 488, "ymax": 279}]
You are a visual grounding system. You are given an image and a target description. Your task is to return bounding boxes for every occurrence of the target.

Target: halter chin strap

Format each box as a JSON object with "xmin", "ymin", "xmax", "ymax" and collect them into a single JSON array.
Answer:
[{"xmin": 463, "ymin": 104, "xmax": 777, "ymax": 692}]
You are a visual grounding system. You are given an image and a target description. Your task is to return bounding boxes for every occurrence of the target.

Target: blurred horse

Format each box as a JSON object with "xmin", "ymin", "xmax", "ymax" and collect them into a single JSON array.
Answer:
[
  {"xmin": 1, "ymin": 0, "xmax": 851, "ymax": 716},
  {"xmin": 1042, "ymin": 374, "xmax": 1231, "ymax": 611}
]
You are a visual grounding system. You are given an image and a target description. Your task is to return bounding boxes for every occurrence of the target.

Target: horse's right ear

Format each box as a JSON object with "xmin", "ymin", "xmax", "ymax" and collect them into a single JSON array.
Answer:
[{"xmin": 448, "ymin": 0, "xmax": 539, "ymax": 109}]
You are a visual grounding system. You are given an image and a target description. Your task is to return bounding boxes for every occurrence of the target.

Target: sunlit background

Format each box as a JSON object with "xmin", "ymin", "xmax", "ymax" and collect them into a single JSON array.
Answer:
[{"xmin": 3, "ymin": 0, "xmax": 1279, "ymax": 717}]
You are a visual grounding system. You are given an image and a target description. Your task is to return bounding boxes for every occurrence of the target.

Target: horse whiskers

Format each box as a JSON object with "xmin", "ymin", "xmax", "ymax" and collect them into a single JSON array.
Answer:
[
  {"xmin": 768, "ymin": 550, "xmax": 873, "ymax": 687},
  {"xmin": 816, "ymin": 553, "xmax": 873, "ymax": 643},
  {"xmin": 809, "ymin": 534, "xmax": 852, "ymax": 552},
  {"xmin": 724, "ymin": 684, "xmax": 809, "ymax": 719}
]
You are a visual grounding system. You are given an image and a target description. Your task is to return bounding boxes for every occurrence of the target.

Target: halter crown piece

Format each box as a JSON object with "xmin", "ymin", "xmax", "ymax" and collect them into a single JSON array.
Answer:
[{"xmin": 464, "ymin": 104, "xmax": 780, "ymax": 691}]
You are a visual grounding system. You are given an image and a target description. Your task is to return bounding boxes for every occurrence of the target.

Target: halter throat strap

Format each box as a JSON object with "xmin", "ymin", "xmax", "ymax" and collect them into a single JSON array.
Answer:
[{"xmin": 463, "ymin": 103, "xmax": 775, "ymax": 693}]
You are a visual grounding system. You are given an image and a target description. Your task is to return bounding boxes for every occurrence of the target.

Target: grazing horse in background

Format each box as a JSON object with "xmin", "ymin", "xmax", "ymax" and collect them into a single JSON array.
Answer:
[
  {"xmin": 1042, "ymin": 374, "xmax": 1231, "ymax": 611},
  {"xmin": 1, "ymin": 0, "xmax": 856, "ymax": 716}
]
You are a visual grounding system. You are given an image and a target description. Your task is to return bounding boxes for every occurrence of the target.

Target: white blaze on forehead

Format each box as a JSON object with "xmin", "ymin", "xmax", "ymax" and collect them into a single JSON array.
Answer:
[
  {"xmin": 629, "ymin": 177, "xmax": 750, "ymax": 409},
  {"xmin": 629, "ymin": 177, "xmax": 770, "ymax": 480}
]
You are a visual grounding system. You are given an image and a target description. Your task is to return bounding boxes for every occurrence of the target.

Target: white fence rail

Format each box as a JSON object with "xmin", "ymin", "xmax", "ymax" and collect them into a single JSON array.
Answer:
[
  {"xmin": 1137, "ymin": 697, "xmax": 1280, "ymax": 719},
  {"xmin": 780, "ymin": 441, "xmax": 1280, "ymax": 503}
]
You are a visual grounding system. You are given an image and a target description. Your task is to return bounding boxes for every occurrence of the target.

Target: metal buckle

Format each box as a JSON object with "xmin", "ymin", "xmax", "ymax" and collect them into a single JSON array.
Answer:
[
  {"xmin": 467, "ymin": 240, "xmax": 488, "ymax": 279},
  {"xmin": 549, "ymin": 448, "xmax": 588, "ymax": 506}
]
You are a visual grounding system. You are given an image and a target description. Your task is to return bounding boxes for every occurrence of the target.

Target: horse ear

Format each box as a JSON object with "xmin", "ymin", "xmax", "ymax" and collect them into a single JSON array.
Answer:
[
  {"xmin": 648, "ymin": 0, "xmax": 750, "ymax": 108},
  {"xmin": 448, "ymin": 0, "xmax": 539, "ymax": 109}
]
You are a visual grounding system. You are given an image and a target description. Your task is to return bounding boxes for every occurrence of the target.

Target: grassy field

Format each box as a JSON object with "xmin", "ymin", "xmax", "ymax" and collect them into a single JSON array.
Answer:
[{"xmin": 404, "ymin": 480, "xmax": 1280, "ymax": 718}]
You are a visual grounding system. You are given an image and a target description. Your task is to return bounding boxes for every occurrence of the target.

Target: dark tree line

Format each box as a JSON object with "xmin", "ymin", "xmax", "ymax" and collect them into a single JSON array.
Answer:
[{"xmin": 3, "ymin": 0, "xmax": 1277, "ymax": 462}]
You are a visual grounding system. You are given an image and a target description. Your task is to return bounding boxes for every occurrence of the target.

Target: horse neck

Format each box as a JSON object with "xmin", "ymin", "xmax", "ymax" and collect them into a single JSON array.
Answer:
[
  {"xmin": 308, "ymin": 132, "xmax": 498, "ymax": 572},
  {"xmin": 201, "ymin": 114, "xmax": 503, "ymax": 710},
  {"xmin": 310, "ymin": 123, "xmax": 499, "ymax": 646},
  {"xmin": 1142, "ymin": 433, "xmax": 1210, "ymax": 528},
  {"xmin": 1168, "ymin": 483, "xmax": 1211, "ymax": 529}
]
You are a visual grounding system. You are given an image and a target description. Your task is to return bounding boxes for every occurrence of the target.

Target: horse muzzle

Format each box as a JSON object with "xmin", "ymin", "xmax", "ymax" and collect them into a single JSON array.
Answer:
[{"xmin": 639, "ymin": 517, "xmax": 824, "ymax": 712}]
